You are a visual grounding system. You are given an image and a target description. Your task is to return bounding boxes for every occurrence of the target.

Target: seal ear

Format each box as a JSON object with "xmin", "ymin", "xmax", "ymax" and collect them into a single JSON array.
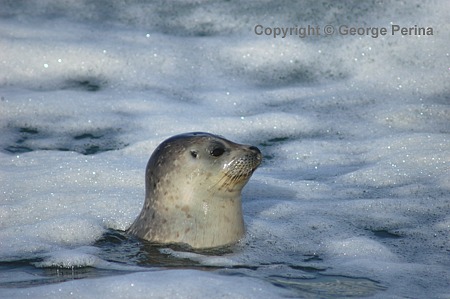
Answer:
[{"xmin": 190, "ymin": 150, "xmax": 198, "ymax": 158}]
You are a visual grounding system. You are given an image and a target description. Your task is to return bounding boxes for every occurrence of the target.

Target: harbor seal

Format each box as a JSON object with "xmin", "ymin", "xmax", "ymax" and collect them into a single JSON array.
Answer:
[{"xmin": 127, "ymin": 132, "xmax": 262, "ymax": 249}]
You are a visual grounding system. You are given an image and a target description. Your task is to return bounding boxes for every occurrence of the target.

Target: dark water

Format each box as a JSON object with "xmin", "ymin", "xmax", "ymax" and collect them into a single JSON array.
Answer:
[
  {"xmin": 0, "ymin": 230, "xmax": 386, "ymax": 298},
  {"xmin": 3, "ymin": 126, "xmax": 127, "ymax": 155}
]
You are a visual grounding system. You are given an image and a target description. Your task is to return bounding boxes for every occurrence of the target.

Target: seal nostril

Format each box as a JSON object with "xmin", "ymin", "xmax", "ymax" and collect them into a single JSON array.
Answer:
[{"xmin": 249, "ymin": 146, "xmax": 261, "ymax": 154}]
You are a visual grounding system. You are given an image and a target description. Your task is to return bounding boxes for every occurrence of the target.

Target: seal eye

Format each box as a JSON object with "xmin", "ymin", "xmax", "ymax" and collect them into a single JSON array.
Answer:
[
  {"xmin": 210, "ymin": 147, "xmax": 225, "ymax": 157},
  {"xmin": 190, "ymin": 150, "xmax": 198, "ymax": 158}
]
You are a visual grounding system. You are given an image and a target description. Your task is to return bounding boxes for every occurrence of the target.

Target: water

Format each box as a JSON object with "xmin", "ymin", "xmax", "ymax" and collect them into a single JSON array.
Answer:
[{"xmin": 0, "ymin": 1, "xmax": 449, "ymax": 298}]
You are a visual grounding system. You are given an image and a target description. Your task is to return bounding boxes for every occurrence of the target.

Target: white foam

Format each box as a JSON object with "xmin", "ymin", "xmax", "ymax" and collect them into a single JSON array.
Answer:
[{"xmin": 0, "ymin": 270, "xmax": 288, "ymax": 299}]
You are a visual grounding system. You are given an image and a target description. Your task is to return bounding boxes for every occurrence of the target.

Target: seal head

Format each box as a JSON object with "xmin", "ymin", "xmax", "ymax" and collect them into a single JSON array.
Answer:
[{"xmin": 127, "ymin": 132, "xmax": 262, "ymax": 249}]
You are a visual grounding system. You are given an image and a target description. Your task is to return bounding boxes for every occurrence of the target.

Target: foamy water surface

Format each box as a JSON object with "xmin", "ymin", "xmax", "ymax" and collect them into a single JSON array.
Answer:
[{"xmin": 0, "ymin": 1, "xmax": 449, "ymax": 298}]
